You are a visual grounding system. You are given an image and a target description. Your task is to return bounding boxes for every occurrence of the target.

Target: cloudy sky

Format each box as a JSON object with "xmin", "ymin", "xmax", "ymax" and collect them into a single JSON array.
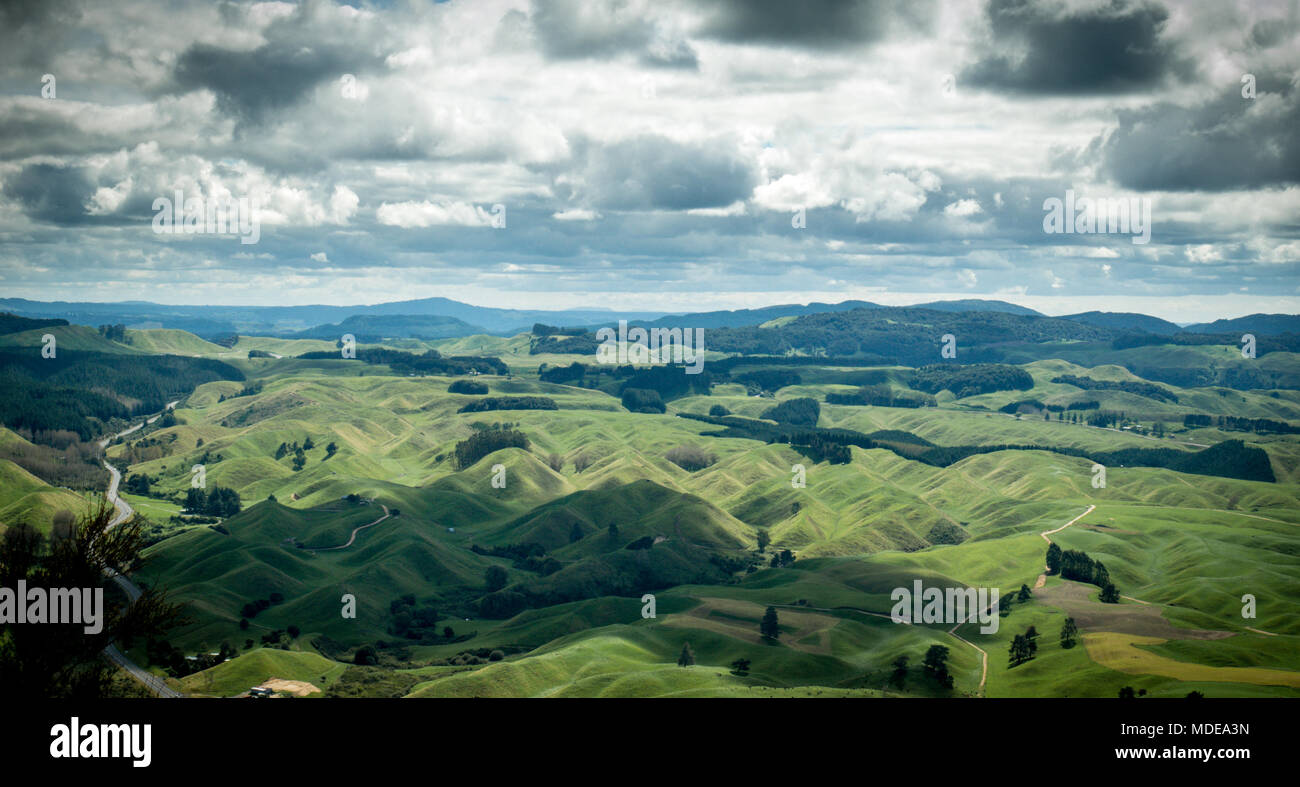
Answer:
[{"xmin": 1, "ymin": 0, "xmax": 1298, "ymax": 322}]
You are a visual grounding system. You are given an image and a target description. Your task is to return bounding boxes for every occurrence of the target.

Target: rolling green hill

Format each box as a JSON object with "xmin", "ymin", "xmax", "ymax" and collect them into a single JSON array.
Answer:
[
  {"xmin": 10, "ymin": 326, "xmax": 1295, "ymax": 699},
  {"xmin": 0, "ymin": 458, "xmax": 87, "ymax": 534}
]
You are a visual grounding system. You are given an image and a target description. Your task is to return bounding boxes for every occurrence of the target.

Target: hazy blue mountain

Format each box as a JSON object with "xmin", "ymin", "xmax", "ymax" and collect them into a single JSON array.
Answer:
[
  {"xmin": 1059, "ymin": 311, "xmax": 1182, "ymax": 335},
  {"xmin": 0, "ymin": 297, "xmax": 669, "ymax": 338},
  {"xmin": 1183, "ymin": 314, "xmax": 1300, "ymax": 336},
  {"xmin": 626, "ymin": 300, "xmax": 881, "ymax": 330},
  {"xmin": 290, "ymin": 314, "xmax": 485, "ymax": 341},
  {"xmin": 910, "ymin": 299, "xmax": 1043, "ymax": 316}
]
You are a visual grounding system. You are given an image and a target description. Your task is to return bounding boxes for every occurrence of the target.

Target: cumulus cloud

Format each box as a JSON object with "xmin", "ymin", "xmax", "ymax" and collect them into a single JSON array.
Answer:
[
  {"xmin": 0, "ymin": 0, "xmax": 1293, "ymax": 315},
  {"xmin": 1089, "ymin": 77, "xmax": 1300, "ymax": 191},
  {"xmin": 376, "ymin": 201, "xmax": 499, "ymax": 228}
]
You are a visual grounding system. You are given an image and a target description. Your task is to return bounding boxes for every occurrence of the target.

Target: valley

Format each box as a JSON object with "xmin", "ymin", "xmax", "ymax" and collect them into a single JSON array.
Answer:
[{"xmin": 3, "ymin": 306, "xmax": 1293, "ymax": 698}]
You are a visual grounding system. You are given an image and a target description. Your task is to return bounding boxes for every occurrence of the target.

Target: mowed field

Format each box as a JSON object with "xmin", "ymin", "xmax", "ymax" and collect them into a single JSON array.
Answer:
[{"xmin": 101, "ymin": 333, "xmax": 1300, "ymax": 697}]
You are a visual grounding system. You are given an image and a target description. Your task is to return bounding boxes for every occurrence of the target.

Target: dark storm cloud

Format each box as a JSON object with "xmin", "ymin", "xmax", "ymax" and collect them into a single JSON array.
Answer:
[
  {"xmin": 173, "ymin": 41, "xmax": 378, "ymax": 123},
  {"xmin": 529, "ymin": 0, "xmax": 698, "ymax": 68},
  {"xmin": 1088, "ymin": 75, "xmax": 1300, "ymax": 191},
  {"xmin": 3, "ymin": 163, "xmax": 97, "ymax": 225},
  {"xmin": 0, "ymin": 109, "xmax": 135, "ymax": 160},
  {"xmin": 0, "ymin": 0, "xmax": 81, "ymax": 70},
  {"xmin": 962, "ymin": 0, "xmax": 1191, "ymax": 94},
  {"xmin": 564, "ymin": 135, "xmax": 757, "ymax": 211},
  {"xmin": 696, "ymin": 0, "xmax": 930, "ymax": 48},
  {"xmin": 1249, "ymin": 16, "xmax": 1298, "ymax": 49}
]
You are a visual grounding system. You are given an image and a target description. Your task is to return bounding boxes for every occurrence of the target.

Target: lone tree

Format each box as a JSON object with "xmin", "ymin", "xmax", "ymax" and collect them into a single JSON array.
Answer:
[
  {"xmin": 730, "ymin": 658, "xmax": 751, "ymax": 676},
  {"xmin": 1118, "ymin": 686, "xmax": 1136, "ymax": 699},
  {"xmin": 1099, "ymin": 583, "xmax": 1121, "ymax": 604},
  {"xmin": 1060, "ymin": 617, "xmax": 1078, "ymax": 649},
  {"xmin": 760, "ymin": 606, "xmax": 781, "ymax": 641},
  {"xmin": 1009, "ymin": 634, "xmax": 1035, "ymax": 666},
  {"xmin": 756, "ymin": 528, "xmax": 770, "ymax": 554},
  {"xmin": 890, "ymin": 655, "xmax": 909, "ymax": 690},
  {"xmin": 0, "ymin": 500, "xmax": 184, "ymax": 699},
  {"xmin": 1046, "ymin": 542, "xmax": 1062, "ymax": 574},
  {"xmin": 922, "ymin": 645, "xmax": 953, "ymax": 689},
  {"xmin": 1017, "ymin": 584, "xmax": 1032, "ymax": 602},
  {"xmin": 677, "ymin": 642, "xmax": 695, "ymax": 667}
]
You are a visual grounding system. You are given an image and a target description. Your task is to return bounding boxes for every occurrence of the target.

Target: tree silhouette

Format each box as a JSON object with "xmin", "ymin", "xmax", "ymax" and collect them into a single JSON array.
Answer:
[
  {"xmin": 1009, "ymin": 635, "xmax": 1034, "ymax": 666},
  {"xmin": 1046, "ymin": 542, "xmax": 1062, "ymax": 574},
  {"xmin": 1060, "ymin": 617, "xmax": 1078, "ymax": 649},
  {"xmin": 0, "ymin": 500, "xmax": 184, "ymax": 698}
]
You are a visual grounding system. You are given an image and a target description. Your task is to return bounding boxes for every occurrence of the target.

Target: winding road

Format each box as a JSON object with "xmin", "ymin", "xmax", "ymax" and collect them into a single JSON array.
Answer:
[
  {"xmin": 942, "ymin": 504, "xmax": 1097, "ymax": 696},
  {"xmin": 311, "ymin": 505, "xmax": 391, "ymax": 551},
  {"xmin": 98, "ymin": 401, "xmax": 182, "ymax": 698}
]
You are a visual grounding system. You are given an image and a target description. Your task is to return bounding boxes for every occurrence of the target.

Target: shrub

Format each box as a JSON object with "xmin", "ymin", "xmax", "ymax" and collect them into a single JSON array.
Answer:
[
  {"xmin": 622, "ymin": 388, "xmax": 665, "ymax": 413},
  {"xmin": 665, "ymin": 444, "xmax": 717, "ymax": 472},
  {"xmin": 448, "ymin": 379, "xmax": 489, "ymax": 395}
]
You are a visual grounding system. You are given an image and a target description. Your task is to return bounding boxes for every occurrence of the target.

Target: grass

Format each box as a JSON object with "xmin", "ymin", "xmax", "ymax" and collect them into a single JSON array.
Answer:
[
  {"xmin": 0, "ymin": 458, "xmax": 88, "ymax": 534},
  {"xmin": 177, "ymin": 647, "xmax": 347, "ymax": 697},
  {"xmin": 78, "ymin": 335, "xmax": 1300, "ymax": 697},
  {"xmin": 1083, "ymin": 632, "xmax": 1300, "ymax": 688}
]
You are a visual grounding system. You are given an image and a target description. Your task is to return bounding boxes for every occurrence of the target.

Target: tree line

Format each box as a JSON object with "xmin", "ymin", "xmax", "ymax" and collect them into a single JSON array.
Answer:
[
  {"xmin": 457, "ymin": 396, "xmax": 557, "ymax": 413},
  {"xmin": 297, "ymin": 347, "xmax": 507, "ymax": 375},
  {"xmin": 909, "ymin": 364, "xmax": 1034, "ymax": 397},
  {"xmin": 1184, "ymin": 413, "xmax": 1298, "ymax": 435},
  {"xmin": 1050, "ymin": 374, "xmax": 1179, "ymax": 403}
]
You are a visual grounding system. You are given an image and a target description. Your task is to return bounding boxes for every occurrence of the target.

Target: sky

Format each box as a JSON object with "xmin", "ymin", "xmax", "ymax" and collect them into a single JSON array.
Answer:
[{"xmin": 0, "ymin": 0, "xmax": 1298, "ymax": 323}]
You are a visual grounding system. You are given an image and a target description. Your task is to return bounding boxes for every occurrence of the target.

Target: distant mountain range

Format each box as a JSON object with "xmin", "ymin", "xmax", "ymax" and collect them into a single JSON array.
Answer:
[
  {"xmin": 0, "ymin": 296, "xmax": 667, "ymax": 338},
  {"xmin": 1058, "ymin": 311, "xmax": 1183, "ymax": 335},
  {"xmin": 0, "ymin": 296, "xmax": 1296, "ymax": 341}
]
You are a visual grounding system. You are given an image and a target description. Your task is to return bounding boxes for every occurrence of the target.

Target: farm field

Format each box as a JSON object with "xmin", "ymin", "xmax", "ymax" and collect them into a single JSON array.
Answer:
[{"xmin": 59, "ymin": 326, "xmax": 1286, "ymax": 699}]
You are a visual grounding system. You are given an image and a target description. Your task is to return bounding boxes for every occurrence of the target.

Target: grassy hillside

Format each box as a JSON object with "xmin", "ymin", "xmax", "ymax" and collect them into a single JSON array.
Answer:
[
  {"xmin": 0, "ymin": 458, "xmax": 89, "ymax": 534},
  {"xmin": 46, "ymin": 340, "xmax": 1296, "ymax": 698},
  {"xmin": 177, "ymin": 647, "xmax": 347, "ymax": 697},
  {"xmin": 0, "ymin": 324, "xmax": 144, "ymax": 354},
  {"xmin": 125, "ymin": 328, "xmax": 230, "ymax": 356}
]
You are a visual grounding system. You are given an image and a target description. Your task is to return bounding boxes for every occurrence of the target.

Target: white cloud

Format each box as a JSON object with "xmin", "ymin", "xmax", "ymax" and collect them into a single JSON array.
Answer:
[
  {"xmin": 552, "ymin": 208, "xmax": 601, "ymax": 221},
  {"xmin": 376, "ymin": 201, "xmax": 496, "ymax": 228},
  {"xmin": 943, "ymin": 199, "xmax": 982, "ymax": 217},
  {"xmin": 687, "ymin": 201, "xmax": 747, "ymax": 217}
]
